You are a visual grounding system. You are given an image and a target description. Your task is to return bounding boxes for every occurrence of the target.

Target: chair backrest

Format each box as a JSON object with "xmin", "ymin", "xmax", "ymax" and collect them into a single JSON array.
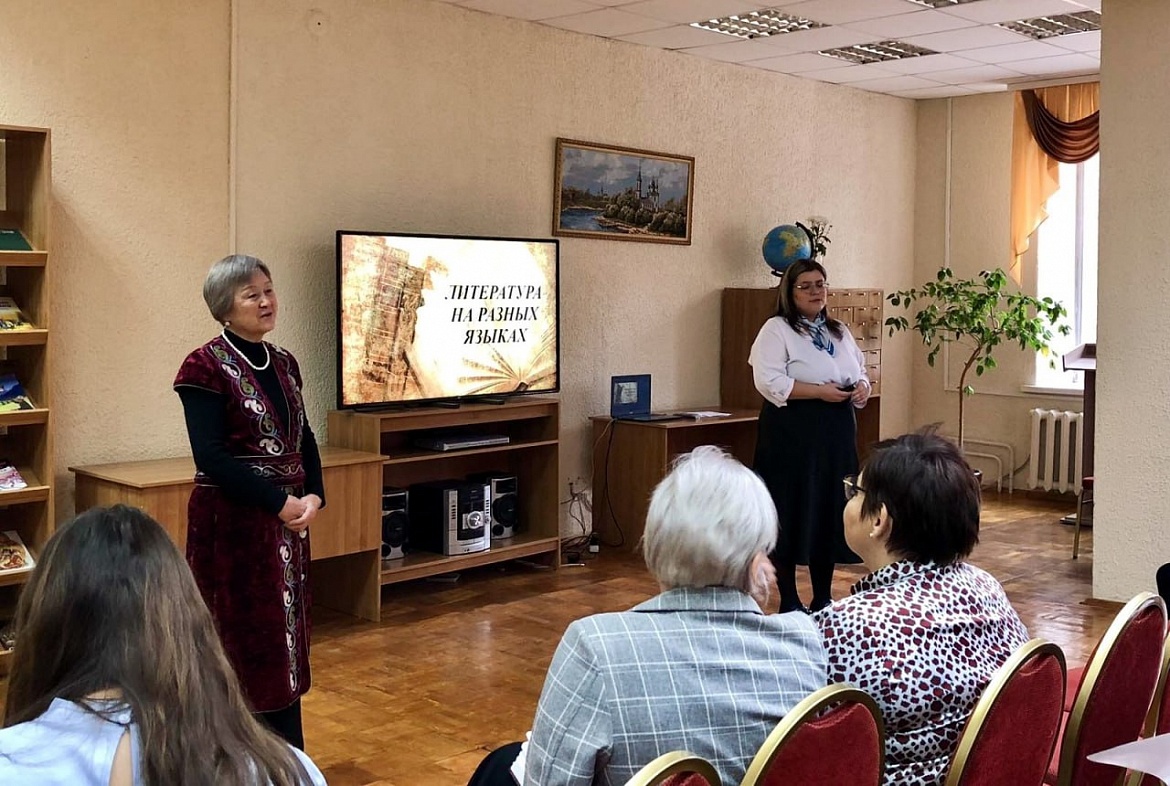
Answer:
[
  {"xmin": 944, "ymin": 639, "xmax": 1067, "ymax": 786},
  {"xmin": 1130, "ymin": 630, "xmax": 1170, "ymax": 786},
  {"xmin": 740, "ymin": 684, "xmax": 884, "ymax": 786},
  {"xmin": 1058, "ymin": 592, "xmax": 1167, "ymax": 786},
  {"xmin": 625, "ymin": 751, "xmax": 722, "ymax": 786}
]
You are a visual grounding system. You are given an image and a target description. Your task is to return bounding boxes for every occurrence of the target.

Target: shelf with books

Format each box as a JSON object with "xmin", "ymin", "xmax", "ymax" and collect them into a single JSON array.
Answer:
[
  {"xmin": 0, "ymin": 407, "xmax": 49, "ymax": 427},
  {"xmin": 0, "ymin": 466, "xmax": 49, "ymax": 505},
  {"xmin": 0, "ymin": 328, "xmax": 48, "ymax": 347}
]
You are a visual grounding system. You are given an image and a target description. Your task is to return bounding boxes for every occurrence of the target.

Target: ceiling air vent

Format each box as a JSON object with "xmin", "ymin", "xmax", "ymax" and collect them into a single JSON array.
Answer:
[
  {"xmin": 691, "ymin": 8, "xmax": 827, "ymax": 39},
  {"xmin": 819, "ymin": 40, "xmax": 939, "ymax": 65},
  {"xmin": 998, "ymin": 10, "xmax": 1101, "ymax": 40}
]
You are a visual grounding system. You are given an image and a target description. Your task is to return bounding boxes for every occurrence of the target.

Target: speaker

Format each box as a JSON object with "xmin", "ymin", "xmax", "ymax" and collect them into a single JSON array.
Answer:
[
  {"xmin": 470, "ymin": 472, "xmax": 518, "ymax": 540},
  {"xmin": 381, "ymin": 487, "xmax": 409, "ymax": 560}
]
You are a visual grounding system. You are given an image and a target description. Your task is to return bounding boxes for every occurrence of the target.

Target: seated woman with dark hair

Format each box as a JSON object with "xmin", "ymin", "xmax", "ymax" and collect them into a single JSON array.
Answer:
[
  {"xmin": 0, "ymin": 505, "xmax": 325, "ymax": 786},
  {"xmin": 813, "ymin": 430, "xmax": 1029, "ymax": 786},
  {"xmin": 468, "ymin": 446, "xmax": 827, "ymax": 786}
]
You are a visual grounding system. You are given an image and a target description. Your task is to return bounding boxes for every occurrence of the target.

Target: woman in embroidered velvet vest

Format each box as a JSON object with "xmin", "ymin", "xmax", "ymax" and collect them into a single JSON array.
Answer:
[
  {"xmin": 174, "ymin": 254, "xmax": 325, "ymax": 750},
  {"xmin": 749, "ymin": 257, "xmax": 871, "ymax": 614}
]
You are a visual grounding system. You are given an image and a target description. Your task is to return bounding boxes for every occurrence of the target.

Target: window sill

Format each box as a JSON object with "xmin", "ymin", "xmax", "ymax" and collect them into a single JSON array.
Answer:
[{"xmin": 1020, "ymin": 384, "xmax": 1084, "ymax": 398}]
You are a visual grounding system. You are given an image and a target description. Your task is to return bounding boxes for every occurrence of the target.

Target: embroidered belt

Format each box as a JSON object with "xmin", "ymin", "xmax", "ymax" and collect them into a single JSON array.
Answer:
[{"xmin": 195, "ymin": 453, "xmax": 306, "ymax": 489}]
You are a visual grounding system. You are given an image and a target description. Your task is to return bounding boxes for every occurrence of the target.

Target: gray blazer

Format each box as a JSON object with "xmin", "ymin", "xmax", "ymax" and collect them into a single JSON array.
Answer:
[{"xmin": 524, "ymin": 586, "xmax": 828, "ymax": 786}]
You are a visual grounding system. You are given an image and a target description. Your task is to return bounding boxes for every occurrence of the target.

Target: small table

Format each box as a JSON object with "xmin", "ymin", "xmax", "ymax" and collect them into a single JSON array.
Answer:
[{"xmin": 590, "ymin": 409, "xmax": 760, "ymax": 551}]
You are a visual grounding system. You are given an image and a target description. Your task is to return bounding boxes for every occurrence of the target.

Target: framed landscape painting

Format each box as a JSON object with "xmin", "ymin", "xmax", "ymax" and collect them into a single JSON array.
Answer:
[{"xmin": 553, "ymin": 138, "xmax": 694, "ymax": 245}]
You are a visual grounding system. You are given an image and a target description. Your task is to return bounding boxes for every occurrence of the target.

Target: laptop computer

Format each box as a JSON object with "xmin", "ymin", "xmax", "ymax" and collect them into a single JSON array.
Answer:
[{"xmin": 610, "ymin": 374, "xmax": 683, "ymax": 422}]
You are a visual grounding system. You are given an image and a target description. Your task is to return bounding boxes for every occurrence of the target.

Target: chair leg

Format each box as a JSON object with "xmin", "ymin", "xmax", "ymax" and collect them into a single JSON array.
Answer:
[{"xmin": 1073, "ymin": 490, "xmax": 1084, "ymax": 560}]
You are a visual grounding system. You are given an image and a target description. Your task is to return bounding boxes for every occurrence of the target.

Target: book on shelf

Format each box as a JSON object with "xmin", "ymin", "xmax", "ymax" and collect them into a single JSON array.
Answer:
[
  {"xmin": 0, "ymin": 296, "xmax": 35, "ymax": 331},
  {"xmin": 0, "ymin": 372, "xmax": 36, "ymax": 412},
  {"xmin": 0, "ymin": 461, "xmax": 28, "ymax": 491},
  {"xmin": 0, "ymin": 229, "xmax": 32, "ymax": 252},
  {"xmin": 0, "ymin": 530, "xmax": 35, "ymax": 575}
]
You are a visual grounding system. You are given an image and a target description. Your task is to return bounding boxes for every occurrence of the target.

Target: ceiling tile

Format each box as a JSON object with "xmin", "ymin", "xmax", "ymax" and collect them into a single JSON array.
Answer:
[
  {"xmin": 749, "ymin": 51, "xmax": 844, "ymax": 72},
  {"xmin": 618, "ymin": 23, "xmax": 735, "ymax": 48},
  {"xmin": 1049, "ymin": 30, "xmax": 1100, "ymax": 52},
  {"xmin": 457, "ymin": 0, "xmax": 599, "ymax": 21},
  {"xmin": 997, "ymin": 52, "xmax": 1099, "ymax": 75},
  {"xmin": 620, "ymin": 0, "xmax": 771, "ymax": 25},
  {"xmin": 760, "ymin": 25, "xmax": 878, "ymax": 53},
  {"xmin": 927, "ymin": 63, "xmax": 1025, "ymax": 84},
  {"xmin": 541, "ymin": 7, "xmax": 670, "ymax": 36},
  {"xmin": 847, "ymin": 74, "xmax": 946, "ymax": 93},
  {"xmin": 940, "ymin": 0, "xmax": 1087, "ymax": 25},
  {"xmin": 794, "ymin": 63, "xmax": 904, "ymax": 84},
  {"xmin": 841, "ymin": 9, "xmax": 978, "ymax": 38},
  {"xmin": 959, "ymin": 39, "xmax": 1070, "ymax": 64},
  {"xmin": 961, "ymin": 81, "xmax": 1011, "ymax": 93},
  {"xmin": 875, "ymin": 52, "xmax": 980, "ymax": 75},
  {"xmin": 778, "ymin": 0, "xmax": 924, "ymax": 25},
  {"xmin": 892, "ymin": 85, "xmax": 979, "ymax": 99},
  {"xmin": 678, "ymin": 38, "xmax": 792, "ymax": 62},
  {"xmin": 902, "ymin": 25, "xmax": 1031, "ymax": 52}
]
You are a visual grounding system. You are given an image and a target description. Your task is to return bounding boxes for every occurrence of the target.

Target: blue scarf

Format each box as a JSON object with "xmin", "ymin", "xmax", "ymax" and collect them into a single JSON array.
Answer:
[{"xmin": 802, "ymin": 315, "xmax": 835, "ymax": 356}]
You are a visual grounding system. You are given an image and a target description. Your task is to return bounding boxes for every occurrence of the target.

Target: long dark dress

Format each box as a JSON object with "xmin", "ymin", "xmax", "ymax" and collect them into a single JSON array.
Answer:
[
  {"xmin": 753, "ymin": 397, "xmax": 861, "ymax": 566},
  {"xmin": 174, "ymin": 334, "xmax": 316, "ymax": 712}
]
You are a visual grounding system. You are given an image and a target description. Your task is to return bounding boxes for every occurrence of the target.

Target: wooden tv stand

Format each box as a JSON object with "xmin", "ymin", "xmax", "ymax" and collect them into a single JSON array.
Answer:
[
  {"xmin": 327, "ymin": 396, "xmax": 561, "ymax": 595},
  {"xmin": 590, "ymin": 410, "xmax": 760, "ymax": 551}
]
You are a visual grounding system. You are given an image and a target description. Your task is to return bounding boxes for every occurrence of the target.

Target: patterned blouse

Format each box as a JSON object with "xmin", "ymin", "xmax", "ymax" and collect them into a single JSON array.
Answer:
[{"xmin": 813, "ymin": 560, "xmax": 1029, "ymax": 786}]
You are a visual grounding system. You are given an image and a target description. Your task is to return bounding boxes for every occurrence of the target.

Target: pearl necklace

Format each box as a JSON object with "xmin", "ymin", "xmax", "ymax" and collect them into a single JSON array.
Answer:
[{"xmin": 221, "ymin": 329, "xmax": 271, "ymax": 371}]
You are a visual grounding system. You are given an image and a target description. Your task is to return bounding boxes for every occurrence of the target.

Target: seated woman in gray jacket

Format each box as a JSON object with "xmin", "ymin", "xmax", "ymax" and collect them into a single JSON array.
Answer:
[{"xmin": 469, "ymin": 445, "xmax": 828, "ymax": 786}]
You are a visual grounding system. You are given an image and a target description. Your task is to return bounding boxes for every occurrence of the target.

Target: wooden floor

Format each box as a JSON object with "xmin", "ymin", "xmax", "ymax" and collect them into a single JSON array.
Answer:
[{"xmin": 301, "ymin": 492, "xmax": 1116, "ymax": 785}]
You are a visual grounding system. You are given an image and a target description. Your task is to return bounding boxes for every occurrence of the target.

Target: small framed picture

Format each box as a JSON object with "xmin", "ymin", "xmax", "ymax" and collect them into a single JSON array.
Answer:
[{"xmin": 554, "ymin": 138, "xmax": 694, "ymax": 245}]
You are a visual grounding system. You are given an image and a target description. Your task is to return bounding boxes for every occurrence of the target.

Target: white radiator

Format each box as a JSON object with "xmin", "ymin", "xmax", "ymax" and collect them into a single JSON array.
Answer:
[{"xmin": 1027, "ymin": 409, "xmax": 1084, "ymax": 494}]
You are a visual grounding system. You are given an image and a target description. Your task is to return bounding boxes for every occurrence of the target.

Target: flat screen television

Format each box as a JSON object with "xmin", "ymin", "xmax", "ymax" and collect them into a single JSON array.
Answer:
[{"xmin": 337, "ymin": 230, "xmax": 559, "ymax": 408}]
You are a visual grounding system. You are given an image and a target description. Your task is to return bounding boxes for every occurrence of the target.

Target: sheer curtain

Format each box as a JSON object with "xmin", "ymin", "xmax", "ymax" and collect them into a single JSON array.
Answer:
[{"xmin": 1009, "ymin": 82, "xmax": 1099, "ymax": 282}]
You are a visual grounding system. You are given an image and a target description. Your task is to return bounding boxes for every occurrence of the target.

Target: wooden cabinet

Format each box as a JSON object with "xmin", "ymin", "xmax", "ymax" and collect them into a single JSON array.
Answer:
[
  {"xmin": 720, "ymin": 287, "xmax": 883, "ymax": 457},
  {"xmin": 590, "ymin": 411, "xmax": 760, "ymax": 551},
  {"xmin": 0, "ymin": 125, "xmax": 52, "ymax": 673},
  {"xmin": 69, "ymin": 447, "xmax": 386, "ymax": 621},
  {"xmin": 327, "ymin": 397, "xmax": 561, "ymax": 591}
]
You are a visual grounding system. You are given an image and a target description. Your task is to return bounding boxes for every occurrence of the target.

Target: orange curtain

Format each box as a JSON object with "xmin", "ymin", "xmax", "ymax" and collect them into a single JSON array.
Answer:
[{"xmin": 1009, "ymin": 82, "xmax": 1099, "ymax": 282}]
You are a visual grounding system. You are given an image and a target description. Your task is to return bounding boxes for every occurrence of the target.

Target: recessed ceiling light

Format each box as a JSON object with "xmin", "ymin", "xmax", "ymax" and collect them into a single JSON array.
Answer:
[
  {"xmin": 820, "ymin": 40, "xmax": 939, "ymax": 65},
  {"xmin": 998, "ymin": 10, "xmax": 1101, "ymax": 40},
  {"xmin": 905, "ymin": 0, "xmax": 982, "ymax": 7},
  {"xmin": 691, "ymin": 8, "xmax": 827, "ymax": 40}
]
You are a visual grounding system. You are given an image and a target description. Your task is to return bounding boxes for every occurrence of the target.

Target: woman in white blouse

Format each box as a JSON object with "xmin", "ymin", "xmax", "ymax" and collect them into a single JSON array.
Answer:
[{"xmin": 749, "ymin": 258, "xmax": 870, "ymax": 613}]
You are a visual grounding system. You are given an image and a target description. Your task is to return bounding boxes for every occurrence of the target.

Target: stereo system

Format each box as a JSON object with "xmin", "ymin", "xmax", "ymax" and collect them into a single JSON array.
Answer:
[{"xmin": 382, "ymin": 473, "xmax": 519, "ymax": 561}]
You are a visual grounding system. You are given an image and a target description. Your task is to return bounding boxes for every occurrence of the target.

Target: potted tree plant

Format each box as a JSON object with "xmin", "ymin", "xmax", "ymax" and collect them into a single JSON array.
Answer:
[{"xmin": 885, "ymin": 267, "xmax": 1070, "ymax": 450}]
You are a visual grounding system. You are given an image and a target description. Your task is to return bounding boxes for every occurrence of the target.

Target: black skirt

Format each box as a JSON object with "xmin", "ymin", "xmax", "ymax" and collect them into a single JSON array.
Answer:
[{"xmin": 753, "ymin": 398, "xmax": 862, "ymax": 566}]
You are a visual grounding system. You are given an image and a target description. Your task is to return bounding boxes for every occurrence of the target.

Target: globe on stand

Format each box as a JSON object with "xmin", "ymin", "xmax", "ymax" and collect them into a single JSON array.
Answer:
[{"xmin": 762, "ymin": 223, "xmax": 813, "ymax": 277}]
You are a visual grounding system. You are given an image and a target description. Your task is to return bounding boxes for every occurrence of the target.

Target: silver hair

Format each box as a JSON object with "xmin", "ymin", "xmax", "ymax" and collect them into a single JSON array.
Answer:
[
  {"xmin": 202, "ymin": 254, "xmax": 272, "ymax": 323},
  {"xmin": 641, "ymin": 445, "xmax": 778, "ymax": 592}
]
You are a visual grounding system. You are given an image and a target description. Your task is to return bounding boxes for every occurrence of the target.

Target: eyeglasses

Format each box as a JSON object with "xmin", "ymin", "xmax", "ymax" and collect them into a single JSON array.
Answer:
[
  {"xmin": 794, "ymin": 281, "xmax": 828, "ymax": 292},
  {"xmin": 843, "ymin": 475, "xmax": 866, "ymax": 501}
]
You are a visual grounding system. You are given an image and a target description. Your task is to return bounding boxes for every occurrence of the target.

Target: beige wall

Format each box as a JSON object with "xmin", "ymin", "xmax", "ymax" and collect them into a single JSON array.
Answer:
[
  {"xmin": 910, "ymin": 94, "xmax": 1084, "ymax": 488},
  {"xmin": 2, "ymin": 0, "xmax": 917, "ymax": 527},
  {"xmin": 0, "ymin": 0, "xmax": 231, "ymax": 514},
  {"xmin": 1094, "ymin": 0, "xmax": 1170, "ymax": 601}
]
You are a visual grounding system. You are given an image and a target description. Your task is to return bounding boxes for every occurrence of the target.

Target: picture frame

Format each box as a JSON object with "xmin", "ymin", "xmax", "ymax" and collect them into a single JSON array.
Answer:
[{"xmin": 553, "ymin": 138, "xmax": 694, "ymax": 245}]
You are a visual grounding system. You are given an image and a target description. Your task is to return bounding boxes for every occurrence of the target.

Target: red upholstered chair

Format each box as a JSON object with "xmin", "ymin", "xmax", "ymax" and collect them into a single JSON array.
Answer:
[
  {"xmin": 625, "ymin": 751, "xmax": 722, "ymax": 786},
  {"xmin": 1046, "ymin": 592, "xmax": 1167, "ymax": 786},
  {"xmin": 943, "ymin": 639, "xmax": 1067, "ymax": 786},
  {"xmin": 740, "ymin": 684, "xmax": 884, "ymax": 786},
  {"xmin": 1126, "ymin": 632, "xmax": 1170, "ymax": 786}
]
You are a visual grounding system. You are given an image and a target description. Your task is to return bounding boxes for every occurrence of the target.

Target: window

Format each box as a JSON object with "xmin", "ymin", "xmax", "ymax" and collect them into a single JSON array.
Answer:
[{"xmin": 1034, "ymin": 154, "xmax": 1098, "ymax": 389}]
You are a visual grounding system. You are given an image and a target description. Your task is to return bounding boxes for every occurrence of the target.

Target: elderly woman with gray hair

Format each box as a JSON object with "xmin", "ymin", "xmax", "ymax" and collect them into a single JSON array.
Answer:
[
  {"xmin": 173, "ymin": 254, "xmax": 324, "ymax": 750},
  {"xmin": 467, "ymin": 445, "xmax": 827, "ymax": 786}
]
